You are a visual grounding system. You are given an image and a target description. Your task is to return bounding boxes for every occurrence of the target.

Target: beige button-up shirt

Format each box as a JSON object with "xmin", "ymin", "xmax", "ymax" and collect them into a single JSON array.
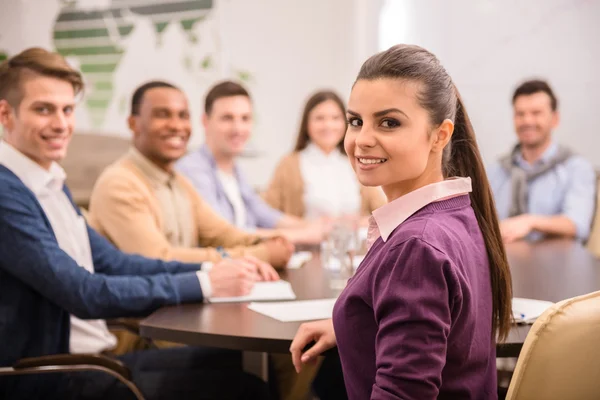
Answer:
[
  {"xmin": 127, "ymin": 148, "xmax": 212, "ymax": 296},
  {"xmin": 128, "ymin": 148, "xmax": 196, "ymax": 248}
]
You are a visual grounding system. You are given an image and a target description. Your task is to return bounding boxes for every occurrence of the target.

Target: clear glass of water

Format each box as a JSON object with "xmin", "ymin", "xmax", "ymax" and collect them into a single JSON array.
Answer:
[{"xmin": 331, "ymin": 221, "xmax": 356, "ymax": 277}]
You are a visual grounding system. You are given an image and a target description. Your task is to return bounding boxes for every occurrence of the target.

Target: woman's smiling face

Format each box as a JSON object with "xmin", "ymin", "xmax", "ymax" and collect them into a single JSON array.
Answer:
[{"xmin": 345, "ymin": 78, "xmax": 452, "ymax": 201}]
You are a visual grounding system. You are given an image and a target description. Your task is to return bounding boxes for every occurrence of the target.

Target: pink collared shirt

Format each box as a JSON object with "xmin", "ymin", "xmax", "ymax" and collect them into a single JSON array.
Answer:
[{"xmin": 366, "ymin": 177, "xmax": 472, "ymax": 250}]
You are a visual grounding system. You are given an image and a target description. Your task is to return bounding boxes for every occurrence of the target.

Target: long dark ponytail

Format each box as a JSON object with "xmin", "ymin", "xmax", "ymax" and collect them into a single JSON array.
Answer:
[
  {"xmin": 448, "ymin": 91, "xmax": 513, "ymax": 341},
  {"xmin": 357, "ymin": 44, "xmax": 513, "ymax": 341}
]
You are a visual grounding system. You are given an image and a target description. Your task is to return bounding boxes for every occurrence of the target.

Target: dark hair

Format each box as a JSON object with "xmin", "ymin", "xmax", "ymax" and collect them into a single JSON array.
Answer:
[
  {"xmin": 130, "ymin": 80, "xmax": 178, "ymax": 115},
  {"xmin": 294, "ymin": 90, "xmax": 346, "ymax": 154},
  {"xmin": 512, "ymin": 79, "xmax": 558, "ymax": 111},
  {"xmin": 204, "ymin": 80, "xmax": 250, "ymax": 115},
  {"xmin": 0, "ymin": 47, "xmax": 83, "ymax": 108},
  {"xmin": 357, "ymin": 44, "xmax": 513, "ymax": 341}
]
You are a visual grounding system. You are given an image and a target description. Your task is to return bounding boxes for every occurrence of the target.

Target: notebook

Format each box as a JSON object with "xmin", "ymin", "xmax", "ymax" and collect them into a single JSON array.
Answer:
[
  {"xmin": 512, "ymin": 297, "xmax": 555, "ymax": 324},
  {"xmin": 209, "ymin": 280, "xmax": 296, "ymax": 303}
]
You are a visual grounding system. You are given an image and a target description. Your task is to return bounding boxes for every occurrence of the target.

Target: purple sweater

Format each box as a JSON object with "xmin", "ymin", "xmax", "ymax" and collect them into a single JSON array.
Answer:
[{"xmin": 333, "ymin": 195, "xmax": 497, "ymax": 399}]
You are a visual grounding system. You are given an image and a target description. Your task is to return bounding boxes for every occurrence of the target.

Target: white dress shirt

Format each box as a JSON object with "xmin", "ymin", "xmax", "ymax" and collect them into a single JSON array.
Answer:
[
  {"xmin": 299, "ymin": 143, "xmax": 361, "ymax": 220},
  {"xmin": 0, "ymin": 141, "xmax": 117, "ymax": 354},
  {"xmin": 216, "ymin": 168, "xmax": 248, "ymax": 229}
]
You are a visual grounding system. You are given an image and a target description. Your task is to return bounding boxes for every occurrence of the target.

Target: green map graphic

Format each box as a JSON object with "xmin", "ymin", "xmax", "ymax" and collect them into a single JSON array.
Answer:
[{"xmin": 53, "ymin": 0, "xmax": 213, "ymax": 127}]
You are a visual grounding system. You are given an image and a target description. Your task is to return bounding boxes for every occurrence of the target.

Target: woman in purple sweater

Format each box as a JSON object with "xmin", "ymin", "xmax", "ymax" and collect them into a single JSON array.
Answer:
[{"xmin": 290, "ymin": 44, "xmax": 513, "ymax": 400}]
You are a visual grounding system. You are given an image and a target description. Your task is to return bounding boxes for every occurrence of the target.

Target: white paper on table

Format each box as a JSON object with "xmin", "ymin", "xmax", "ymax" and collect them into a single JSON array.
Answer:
[
  {"xmin": 512, "ymin": 297, "xmax": 555, "ymax": 324},
  {"xmin": 287, "ymin": 251, "xmax": 313, "ymax": 269},
  {"xmin": 248, "ymin": 298, "xmax": 337, "ymax": 322},
  {"xmin": 209, "ymin": 280, "xmax": 296, "ymax": 303}
]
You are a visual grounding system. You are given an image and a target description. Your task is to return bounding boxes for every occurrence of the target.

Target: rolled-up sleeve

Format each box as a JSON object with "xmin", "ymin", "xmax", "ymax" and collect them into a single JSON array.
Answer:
[{"xmin": 561, "ymin": 157, "xmax": 597, "ymax": 240}]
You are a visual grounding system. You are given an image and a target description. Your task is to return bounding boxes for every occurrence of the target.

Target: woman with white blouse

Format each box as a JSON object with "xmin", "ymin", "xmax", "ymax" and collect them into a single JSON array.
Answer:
[{"xmin": 264, "ymin": 91, "xmax": 385, "ymax": 222}]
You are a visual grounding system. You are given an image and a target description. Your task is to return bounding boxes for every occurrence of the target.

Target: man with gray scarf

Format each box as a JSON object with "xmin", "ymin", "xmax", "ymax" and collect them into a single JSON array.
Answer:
[{"xmin": 488, "ymin": 80, "xmax": 596, "ymax": 243}]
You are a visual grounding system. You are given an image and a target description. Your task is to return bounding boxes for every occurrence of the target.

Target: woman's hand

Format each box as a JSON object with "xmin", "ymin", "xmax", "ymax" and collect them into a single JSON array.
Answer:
[{"xmin": 289, "ymin": 319, "xmax": 336, "ymax": 372}]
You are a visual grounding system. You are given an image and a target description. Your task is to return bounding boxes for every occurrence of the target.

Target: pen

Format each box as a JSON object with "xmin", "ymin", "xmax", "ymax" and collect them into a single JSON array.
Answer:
[
  {"xmin": 513, "ymin": 311, "xmax": 526, "ymax": 320},
  {"xmin": 216, "ymin": 246, "xmax": 230, "ymax": 259}
]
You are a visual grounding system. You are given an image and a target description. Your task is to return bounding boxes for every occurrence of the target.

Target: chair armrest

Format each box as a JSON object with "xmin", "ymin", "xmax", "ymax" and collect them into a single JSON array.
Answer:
[
  {"xmin": 14, "ymin": 354, "xmax": 131, "ymax": 380},
  {"xmin": 106, "ymin": 318, "xmax": 141, "ymax": 335}
]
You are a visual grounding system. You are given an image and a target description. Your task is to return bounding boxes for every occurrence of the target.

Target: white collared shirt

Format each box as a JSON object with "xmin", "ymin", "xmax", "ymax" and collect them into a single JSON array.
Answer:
[
  {"xmin": 0, "ymin": 141, "xmax": 116, "ymax": 354},
  {"xmin": 299, "ymin": 143, "xmax": 361, "ymax": 220}
]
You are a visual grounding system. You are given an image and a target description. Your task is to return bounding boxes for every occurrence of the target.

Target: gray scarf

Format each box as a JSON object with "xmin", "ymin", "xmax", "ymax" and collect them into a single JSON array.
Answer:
[{"xmin": 499, "ymin": 144, "xmax": 573, "ymax": 217}]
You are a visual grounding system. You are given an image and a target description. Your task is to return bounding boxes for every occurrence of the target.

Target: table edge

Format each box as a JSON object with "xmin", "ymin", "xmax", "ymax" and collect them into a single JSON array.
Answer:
[{"xmin": 139, "ymin": 324, "xmax": 294, "ymax": 354}]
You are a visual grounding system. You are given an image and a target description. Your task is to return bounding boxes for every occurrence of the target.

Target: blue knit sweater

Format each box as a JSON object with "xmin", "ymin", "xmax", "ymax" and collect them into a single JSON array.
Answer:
[{"xmin": 0, "ymin": 165, "xmax": 203, "ymax": 398}]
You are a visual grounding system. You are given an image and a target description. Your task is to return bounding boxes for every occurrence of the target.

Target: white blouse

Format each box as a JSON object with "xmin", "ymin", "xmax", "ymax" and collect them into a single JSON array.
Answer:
[{"xmin": 299, "ymin": 143, "xmax": 361, "ymax": 220}]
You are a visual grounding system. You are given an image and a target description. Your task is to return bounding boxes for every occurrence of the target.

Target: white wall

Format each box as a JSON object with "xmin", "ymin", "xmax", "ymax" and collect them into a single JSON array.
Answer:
[
  {"xmin": 224, "ymin": 0, "xmax": 359, "ymax": 185},
  {"xmin": 223, "ymin": 0, "xmax": 382, "ymax": 186},
  {"xmin": 213, "ymin": 0, "xmax": 383, "ymax": 186},
  {"xmin": 379, "ymin": 0, "xmax": 600, "ymax": 167}
]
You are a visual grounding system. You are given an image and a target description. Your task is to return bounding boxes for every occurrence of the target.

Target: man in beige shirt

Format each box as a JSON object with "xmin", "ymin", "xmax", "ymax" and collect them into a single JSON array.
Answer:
[{"xmin": 89, "ymin": 81, "xmax": 293, "ymax": 270}]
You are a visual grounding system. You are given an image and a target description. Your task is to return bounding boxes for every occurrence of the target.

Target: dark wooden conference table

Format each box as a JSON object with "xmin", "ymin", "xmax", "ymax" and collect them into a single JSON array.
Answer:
[{"xmin": 140, "ymin": 239, "xmax": 600, "ymax": 378}]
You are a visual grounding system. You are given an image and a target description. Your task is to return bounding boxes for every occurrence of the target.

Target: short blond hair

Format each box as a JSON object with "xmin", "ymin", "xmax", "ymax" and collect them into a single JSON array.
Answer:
[{"xmin": 0, "ymin": 47, "xmax": 84, "ymax": 107}]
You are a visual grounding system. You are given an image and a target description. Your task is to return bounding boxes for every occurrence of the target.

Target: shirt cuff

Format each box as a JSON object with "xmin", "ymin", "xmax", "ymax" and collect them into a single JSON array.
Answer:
[
  {"xmin": 196, "ymin": 271, "xmax": 212, "ymax": 301},
  {"xmin": 202, "ymin": 262, "xmax": 213, "ymax": 271}
]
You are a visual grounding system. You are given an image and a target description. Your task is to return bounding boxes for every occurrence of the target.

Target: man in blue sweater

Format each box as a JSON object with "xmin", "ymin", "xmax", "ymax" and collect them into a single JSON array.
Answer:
[{"xmin": 0, "ymin": 49, "xmax": 270, "ymax": 399}]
